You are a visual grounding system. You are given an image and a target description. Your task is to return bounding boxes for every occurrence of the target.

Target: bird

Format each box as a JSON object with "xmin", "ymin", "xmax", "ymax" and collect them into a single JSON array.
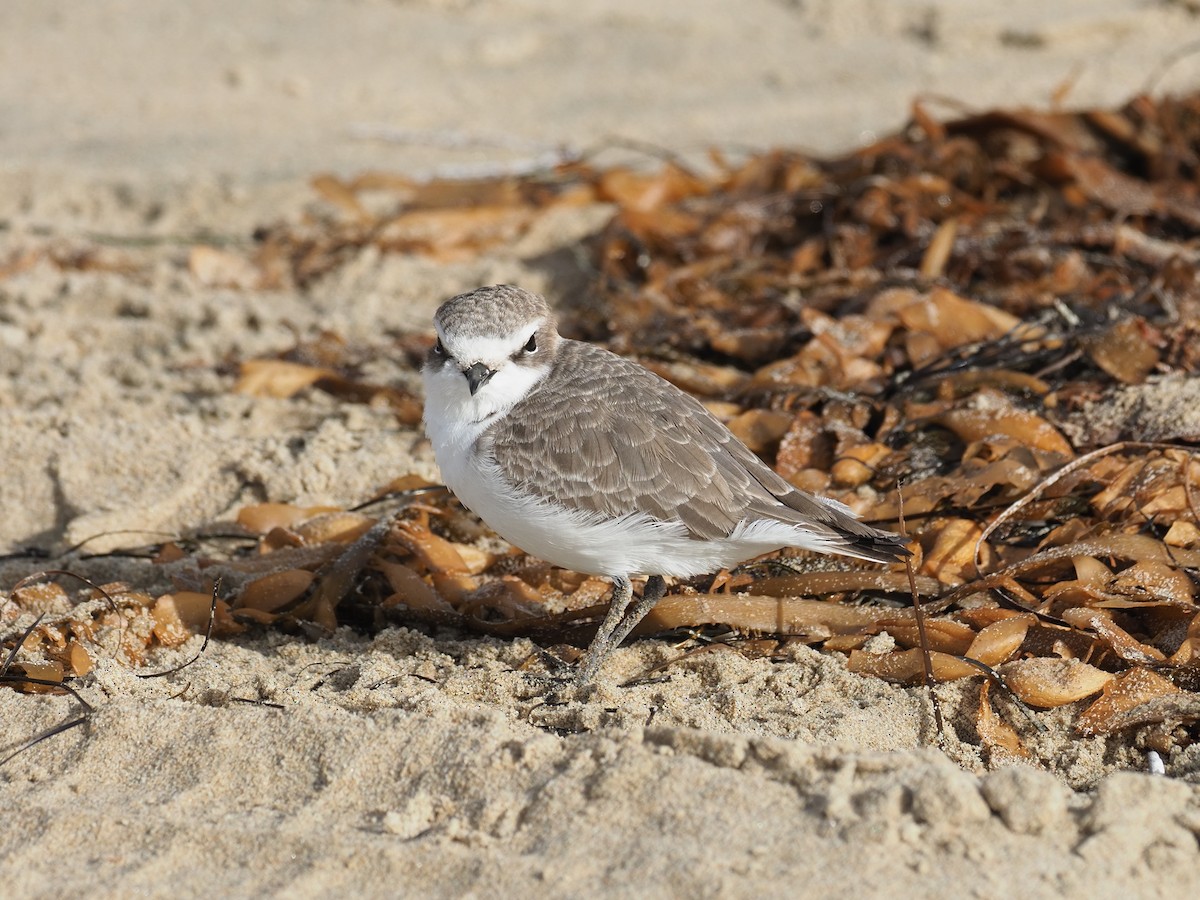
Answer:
[{"xmin": 421, "ymin": 285, "xmax": 909, "ymax": 683}]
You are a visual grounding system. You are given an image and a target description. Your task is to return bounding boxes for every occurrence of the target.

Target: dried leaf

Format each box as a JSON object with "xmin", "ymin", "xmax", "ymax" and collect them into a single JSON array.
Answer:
[
  {"xmin": 888, "ymin": 288, "xmax": 1022, "ymax": 354},
  {"xmin": 376, "ymin": 206, "xmax": 536, "ymax": 259},
  {"xmin": 237, "ymin": 569, "xmax": 316, "ymax": 613},
  {"xmin": 921, "ymin": 518, "xmax": 989, "ymax": 586},
  {"xmin": 389, "ymin": 521, "xmax": 472, "ymax": 574},
  {"xmin": 377, "ymin": 561, "xmax": 451, "ymax": 612},
  {"xmin": 933, "ymin": 403, "xmax": 1074, "ymax": 459},
  {"xmin": 919, "ymin": 217, "xmax": 958, "ymax": 278},
  {"xmin": 1059, "ymin": 607, "xmax": 1166, "ymax": 665},
  {"xmin": 234, "ymin": 360, "xmax": 336, "ymax": 398},
  {"xmin": 977, "ymin": 679, "xmax": 1031, "ymax": 759},
  {"xmin": 597, "ymin": 164, "xmax": 710, "ymax": 212},
  {"xmin": 639, "ymin": 358, "xmax": 749, "ymax": 397},
  {"xmin": 1084, "ymin": 318, "xmax": 1160, "ymax": 385},
  {"xmin": 189, "ymin": 246, "xmax": 262, "ymax": 289},
  {"xmin": 68, "ymin": 643, "xmax": 93, "ymax": 677},
  {"xmin": 874, "ymin": 619, "xmax": 977, "ymax": 654},
  {"xmin": 152, "ymin": 595, "xmax": 195, "ymax": 647},
  {"xmin": 238, "ymin": 503, "xmax": 341, "ymax": 534},
  {"xmin": 1164, "ymin": 520, "xmax": 1200, "ymax": 548},
  {"xmin": 725, "ymin": 409, "xmax": 793, "ymax": 454},
  {"xmin": 999, "ymin": 658, "xmax": 1113, "ymax": 708},
  {"xmin": 1077, "ymin": 667, "xmax": 1191, "ymax": 735},
  {"xmin": 966, "ymin": 615, "xmax": 1033, "ymax": 666},
  {"xmin": 831, "ymin": 442, "xmax": 891, "ymax": 488},
  {"xmin": 2, "ymin": 661, "xmax": 65, "ymax": 693},
  {"xmin": 311, "ymin": 173, "xmax": 373, "ymax": 222},
  {"xmin": 846, "ymin": 647, "xmax": 978, "ymax": 682},
  {"xmin": 1109, "ymin": 560, "xmax": 1195, "ymax": 605},
  {"xmin": 166, "ymin": 590, "xmax": 237, "ymax": 632},
  {"xmin": 11, "ymin": 582, "xmax": 70, "ymax": 616},
  {"xmin": 292, "ymin": 512, "xmax": 377, "ymax": 546}
]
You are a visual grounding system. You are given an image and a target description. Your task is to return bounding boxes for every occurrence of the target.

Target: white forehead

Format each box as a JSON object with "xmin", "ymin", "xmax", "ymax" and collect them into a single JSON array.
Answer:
[{"xmin": 436, "ymin": 318, "xmax": 543, "ymax": 364}]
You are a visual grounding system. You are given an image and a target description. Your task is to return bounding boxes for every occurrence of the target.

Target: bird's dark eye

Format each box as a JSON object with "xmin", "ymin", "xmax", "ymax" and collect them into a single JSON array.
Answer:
[
  {"xmin": 524, "ymin": 334, "xmax": 537, "ymax": 353},
  {"xmin": 433, "ymin": 338, "xmax": 445, "ymax": 355}
]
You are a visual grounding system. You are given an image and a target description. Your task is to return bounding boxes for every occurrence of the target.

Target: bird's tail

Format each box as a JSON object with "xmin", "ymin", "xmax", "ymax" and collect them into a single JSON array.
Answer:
[{"xmin": 778, "ymin": 489, "xmax": 911, "ymax": 564}]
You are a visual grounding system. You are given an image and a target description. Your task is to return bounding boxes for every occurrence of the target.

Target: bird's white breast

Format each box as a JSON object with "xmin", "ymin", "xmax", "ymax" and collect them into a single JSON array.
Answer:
[{"xmin": 422, "ymin": 356, "xmax": 555, "ymax": 545}]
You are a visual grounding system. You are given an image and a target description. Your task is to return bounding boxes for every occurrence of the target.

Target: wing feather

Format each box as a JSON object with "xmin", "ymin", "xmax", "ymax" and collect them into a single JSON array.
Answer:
[{"xmin": 487, "ymin": 341, "xmax": 906, "ymax": 561}]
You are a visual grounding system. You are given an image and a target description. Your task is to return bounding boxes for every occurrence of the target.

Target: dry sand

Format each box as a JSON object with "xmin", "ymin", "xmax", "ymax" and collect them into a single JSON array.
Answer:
[{"xmin": 3, "ymin": 2, "xmax": 1200, "ymax": 896}]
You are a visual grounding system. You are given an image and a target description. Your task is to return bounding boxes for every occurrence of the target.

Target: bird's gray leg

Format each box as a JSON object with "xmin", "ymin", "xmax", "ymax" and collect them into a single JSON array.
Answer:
[
  {"xmin": 574, "ymin": 576, "xmax": 666, "ymax": 685},
  {"xmin": 605, "ymin": 575, "xmax": 666, "ymax": 653},
  {"xmin": 574, "ymin": 576, "xmax": 633, "ymax": 685}
]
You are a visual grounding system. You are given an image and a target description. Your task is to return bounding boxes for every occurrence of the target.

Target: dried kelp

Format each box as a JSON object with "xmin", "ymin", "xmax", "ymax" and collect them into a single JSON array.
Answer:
[{"xmin": 7, "ymin": 92, "xmax": 1200, "ymax": 765}]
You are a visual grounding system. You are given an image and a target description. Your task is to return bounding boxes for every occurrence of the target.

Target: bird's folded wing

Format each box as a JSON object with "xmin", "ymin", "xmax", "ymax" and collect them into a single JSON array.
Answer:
[{"xmin": 487, "ymin": 342, "xmax": 904, "ymax": 563}]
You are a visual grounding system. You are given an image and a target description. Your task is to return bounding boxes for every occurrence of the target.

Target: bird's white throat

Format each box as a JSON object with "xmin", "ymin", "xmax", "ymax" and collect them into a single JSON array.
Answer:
[{"xmin": 422, "ymin": 351, "xmax": 550, "ymax": 485}]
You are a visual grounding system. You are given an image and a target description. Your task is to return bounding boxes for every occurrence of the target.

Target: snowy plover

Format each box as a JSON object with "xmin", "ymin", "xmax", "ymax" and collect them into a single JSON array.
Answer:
[{"xmin": 422, "ymin": 285, "xmax": 908, "ymax": 682}]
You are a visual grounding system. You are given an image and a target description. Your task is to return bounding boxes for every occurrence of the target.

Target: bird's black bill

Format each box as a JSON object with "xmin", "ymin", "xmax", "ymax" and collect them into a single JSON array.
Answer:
[{"xmin": 464, "ymin": 362, "xmax": 496, "ymax": 395}]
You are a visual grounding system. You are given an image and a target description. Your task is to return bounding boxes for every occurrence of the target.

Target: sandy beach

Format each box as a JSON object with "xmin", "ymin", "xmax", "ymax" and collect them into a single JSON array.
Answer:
[{"xmin": 3, "ymin": 2, "xmax": 1200, "ymax": 896}]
